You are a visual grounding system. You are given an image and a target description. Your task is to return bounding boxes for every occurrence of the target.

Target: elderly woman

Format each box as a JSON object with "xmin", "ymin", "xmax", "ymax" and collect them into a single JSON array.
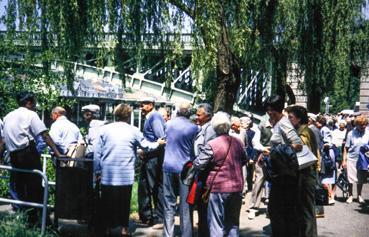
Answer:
[
  {"xmin": 193, "ymin": 112, "xmax": 246, "ymax": 237},
  {"xmin": 263, "ymin": 95, "xmax": 303, "ymax": 237},
  {"xmin": 342, "ymin": 115, "xmax": 369, "ymax": 204},
  {"xmin": 286, "ymin": 105, "xmax": 318, "ymax": 237},
  {"xmin": 94, "ymin": 104, "xmax": 165, "ymax": 236},
  {"xmin": 316, "ymin": 115, "xmax": 336, "ymax": 204}
]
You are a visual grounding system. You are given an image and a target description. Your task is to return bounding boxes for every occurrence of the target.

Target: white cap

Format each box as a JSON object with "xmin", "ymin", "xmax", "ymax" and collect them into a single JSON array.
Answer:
[
  {"xmin": 82, "ymin": 104, "xmax": 100, "ymax": 115},
  {"xmin": 308, "ymin": 113, "xmax": 317, "ymax": 122}
]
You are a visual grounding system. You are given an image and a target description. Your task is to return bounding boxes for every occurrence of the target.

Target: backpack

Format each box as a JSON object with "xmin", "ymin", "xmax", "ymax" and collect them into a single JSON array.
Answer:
[{"xmin": 321, "ymin": 148, "xmax": 335, "ymax": 175}]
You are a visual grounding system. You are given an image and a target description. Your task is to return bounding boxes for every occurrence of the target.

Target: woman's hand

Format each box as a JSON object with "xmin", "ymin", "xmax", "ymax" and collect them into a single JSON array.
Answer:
[
  {"xmin": 291, "ymin": 143, "xmax": 303, "ymax": 152},
  {"xmin": 157, "ymin": 137, "xmax": 166, "ymax": 145}
]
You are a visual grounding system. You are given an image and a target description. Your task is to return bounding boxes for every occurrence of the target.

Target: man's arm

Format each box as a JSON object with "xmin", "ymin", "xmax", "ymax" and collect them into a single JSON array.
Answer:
[
  {"xmin": 0, "ymin": 138, "xmax": 4, "ymax": 159},
  {"xmin": 40, "ymin": 131, "xmax": 61, "ymax": 157},
  {"xmin": 193, "ymin": 144, "xmax": 214, "ymax": 170}
]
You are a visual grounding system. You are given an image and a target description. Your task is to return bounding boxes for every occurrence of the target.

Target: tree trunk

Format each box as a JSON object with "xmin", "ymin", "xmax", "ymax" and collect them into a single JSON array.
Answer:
[
  {"xmin": 307, "ymin": 87, "xmax": 322, "ymax": 113},
  {"xmin": 213, "ymin": 13, "xmax": 241, "ymax": 113}
]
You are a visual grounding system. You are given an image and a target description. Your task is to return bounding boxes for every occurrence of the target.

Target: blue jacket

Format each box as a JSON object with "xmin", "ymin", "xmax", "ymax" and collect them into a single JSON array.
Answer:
[{"xmin": 163, "ymin": 116, "xmax": 200, "ymax": 173}]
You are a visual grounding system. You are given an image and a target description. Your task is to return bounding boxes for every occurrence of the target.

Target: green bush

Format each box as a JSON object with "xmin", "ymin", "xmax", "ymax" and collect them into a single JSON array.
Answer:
[{"xmin": 0, "ymin": 212, "xmax": 57, "ymax": 237}]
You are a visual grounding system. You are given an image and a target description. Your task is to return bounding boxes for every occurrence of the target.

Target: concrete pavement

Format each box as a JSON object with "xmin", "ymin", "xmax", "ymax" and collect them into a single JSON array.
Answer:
[{"xmin": 0, "ymin": 184, "xmax": 368, "ymax": 236}]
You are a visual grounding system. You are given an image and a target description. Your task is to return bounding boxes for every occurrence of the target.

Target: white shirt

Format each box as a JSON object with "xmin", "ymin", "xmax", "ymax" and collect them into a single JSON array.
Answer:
[
  {"xmin": 332, "ymin": 128, "xmax": 346, "ymax": 147},
  {"xmin": 3, "ymin": 107, "xmax": 47, "ymax": 152},
  {"xmin": 49, "ymin": 116, "xmax": 82, "ymax": 154},
  {"xmin": 86, "ymin": 119, "xmax": 107, "ymax": 154}
]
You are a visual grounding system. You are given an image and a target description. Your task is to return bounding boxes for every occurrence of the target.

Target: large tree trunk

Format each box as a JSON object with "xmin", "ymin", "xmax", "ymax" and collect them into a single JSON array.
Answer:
[
  {"xmin": 307, "ymin": 87, "xmax": 322, "ymax": 113},
  {"xmin": 213, "ymin": 13, "xmax": 241, "ymax": 113}
]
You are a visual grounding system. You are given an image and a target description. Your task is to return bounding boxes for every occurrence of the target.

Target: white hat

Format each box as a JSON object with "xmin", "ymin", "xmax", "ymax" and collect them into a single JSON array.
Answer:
[
  {"xmin": 139, "ymin": 97, "xmax": 155, "ymax": 104},
  {"xmin": 82, "ymin": 104, "xmax": 100, "ymax": 115},
  {"xmin": 308, "ymin": 113, "xmax": 317, "ymax": 122}
]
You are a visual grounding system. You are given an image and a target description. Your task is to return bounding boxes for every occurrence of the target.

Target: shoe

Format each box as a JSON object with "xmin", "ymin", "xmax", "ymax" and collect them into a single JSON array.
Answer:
[
  {"xmin": 346, "ymin": 195, "xmax": 353, "ymax": 204},
  {"xmin": 248, "ymin": 209, "xmax": 257, "ymax": 220},
  {"xmin": 358, "ymin": 196, "xmax": 365, "ymax": 204},
  {"xmin": 328, "ymin": 199, "xmax": 335, "ymax": 205},
  {"xmin": 151, "ymin": 223, "xmax": 164, "ymax": 230}
]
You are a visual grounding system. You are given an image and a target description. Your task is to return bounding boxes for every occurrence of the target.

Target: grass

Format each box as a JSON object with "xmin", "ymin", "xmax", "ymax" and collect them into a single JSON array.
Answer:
[
  {"xmin": 0, "ymin": 212, "xmax": 57, "ymax": 237},
  {"xmin": 130, "ymin": 181, "xmax": 139, "ymax": 215}
]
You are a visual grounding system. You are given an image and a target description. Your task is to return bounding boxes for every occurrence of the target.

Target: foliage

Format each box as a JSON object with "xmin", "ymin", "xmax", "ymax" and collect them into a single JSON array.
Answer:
[
  {"xmin": 296, "ymin": 0, "xmax": 369, "ymax": 113},
  {"xmin": 0, "ymin": 212, "xmax": 57, "ymax": 237},
  {"xmin": 0, "ymin": 0, "xmax": 368, "ymax": 114}
]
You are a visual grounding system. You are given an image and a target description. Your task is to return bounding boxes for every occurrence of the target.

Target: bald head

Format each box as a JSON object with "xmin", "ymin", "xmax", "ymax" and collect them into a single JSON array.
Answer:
[
  {"xmin": 176, "ymin": 101, "xmax": 192, "ymax": 118},
  {"xmin": 51, "ymin": 106, "xmax": 66, "ymax": 121}
]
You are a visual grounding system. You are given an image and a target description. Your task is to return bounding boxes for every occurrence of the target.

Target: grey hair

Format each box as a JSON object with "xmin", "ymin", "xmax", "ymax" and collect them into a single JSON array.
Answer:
[
  {"xmin": 197, "ymin": 103, "xmax": 213, "ymax": 117},
  {"xmin": 52, "ymin": 106, "xmax": 66, "ymax": 116},
  {"xmin": 211, "ymin": 111, "xmax": 231, "ymax": 135},
  {"xmin": 176, "ymin": 101, "xmax": 192, "ymax": 118}
]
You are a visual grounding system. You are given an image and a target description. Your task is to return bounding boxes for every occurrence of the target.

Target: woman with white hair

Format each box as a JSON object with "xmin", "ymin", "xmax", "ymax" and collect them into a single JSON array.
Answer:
[{"xmin": 193, "ymin": 112, "xmax": 247, "ymax": 237}]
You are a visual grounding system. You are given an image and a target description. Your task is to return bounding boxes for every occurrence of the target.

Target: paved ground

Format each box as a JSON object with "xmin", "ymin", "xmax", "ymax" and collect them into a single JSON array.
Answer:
[{"xmin": 0, "ymin": 185, "xmax": 368, "ymax": 236}]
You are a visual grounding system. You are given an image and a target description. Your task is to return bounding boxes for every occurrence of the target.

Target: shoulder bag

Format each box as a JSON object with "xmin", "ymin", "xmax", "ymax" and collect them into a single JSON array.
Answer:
[{"xmin": 201, "ymin": 137, "xmax": 233, "ymax": 203}]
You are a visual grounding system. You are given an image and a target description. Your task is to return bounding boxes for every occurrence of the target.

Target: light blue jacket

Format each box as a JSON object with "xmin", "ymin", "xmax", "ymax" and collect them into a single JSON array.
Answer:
[{"xmin": 94, "ymin": 121, "xmax": 159, "ymax": 185}]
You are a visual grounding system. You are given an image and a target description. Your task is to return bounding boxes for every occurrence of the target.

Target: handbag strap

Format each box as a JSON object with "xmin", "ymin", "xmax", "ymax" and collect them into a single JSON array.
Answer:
[{"xmin": 207, "ymin": 136, "xmax": 233, "ymax": 191}]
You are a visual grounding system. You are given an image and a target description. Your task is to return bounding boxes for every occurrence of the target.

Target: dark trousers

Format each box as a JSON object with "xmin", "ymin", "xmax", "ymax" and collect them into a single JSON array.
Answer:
[
  {"xmin": 10, "ymin": 143, "xmax": 43, "ymax": 223},
  {"xmin": 197, "ymin": 174, "xmax": 210, "ymax": 237},
  {"xmin": 101, "ymin": 185, "xmax": 132, "ymax": 229},
  {"xmin": 138, "ymin": 157, "xmax": 164, "ymax": 223},
  {"xmin": 298, "ymin": 170, "xmax": 317, "ymax": 237},
  {"xmin": 269, "ymin": 177, "xmax": 299, "ymax": 237},
  {"xmin": 246, "ymin": 163, "xmax": 254, "ymax": 192}
]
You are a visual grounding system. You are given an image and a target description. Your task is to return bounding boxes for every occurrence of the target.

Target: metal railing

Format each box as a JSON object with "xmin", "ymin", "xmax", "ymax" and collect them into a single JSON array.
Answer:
[{"xmin": 0, "ymin": 165, "xmax": 49, "ymax": 235}]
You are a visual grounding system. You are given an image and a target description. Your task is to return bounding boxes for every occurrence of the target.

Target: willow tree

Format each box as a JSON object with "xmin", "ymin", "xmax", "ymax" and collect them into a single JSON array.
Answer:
[
  {"xmin": 297, "ymin": 0, "xmax": 369, "ymax": 113},
  {"xmin": 1, "ymin": 0, "xmax": 368, "ymax": 115}
]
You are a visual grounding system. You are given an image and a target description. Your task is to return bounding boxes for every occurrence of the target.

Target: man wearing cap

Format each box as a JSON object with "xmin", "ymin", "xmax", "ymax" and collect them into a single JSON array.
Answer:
[
  {"xmin": 2, "ymin": 92, "xmax": 61, "ymax": 224},
  {"xmin": 49, "ymin": 106, "xmax": 83, "ymax": 155},
  {"xmin": 138, "ymin": 97, "xmax": 166, "ymax": 228},
  {"xmin": 82, "ymin": 104, "xmax": 106, "ymax": 158}
]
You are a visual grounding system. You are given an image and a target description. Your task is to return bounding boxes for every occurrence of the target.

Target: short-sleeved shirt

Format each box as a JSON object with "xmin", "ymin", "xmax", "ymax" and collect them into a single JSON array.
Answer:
[
  {"xmin": 3, "ymin": 107, "xmax": 47, "ymax": 152},
  {"xmin": 270, "ymin": 116, "xmax": 302, "ymax": 146},
  {"xmin": 345, "ymin": 128, "xmax": 369, "ymax": 160},
  {"xmin": 49, "ymin": 116, "xmax": 82, "ymax": 154}
]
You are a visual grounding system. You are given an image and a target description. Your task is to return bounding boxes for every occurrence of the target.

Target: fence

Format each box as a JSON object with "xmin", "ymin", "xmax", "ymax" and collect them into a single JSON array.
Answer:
[{"xmin": 0, "ymin": 165, "xmax": 50, "ymax": 235}]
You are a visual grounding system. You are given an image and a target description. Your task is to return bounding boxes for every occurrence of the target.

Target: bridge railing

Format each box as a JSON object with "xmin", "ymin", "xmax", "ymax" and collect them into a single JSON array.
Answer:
[{"xmin": 0, "ymin": 31, "xmax": 193, "ymax": 49}]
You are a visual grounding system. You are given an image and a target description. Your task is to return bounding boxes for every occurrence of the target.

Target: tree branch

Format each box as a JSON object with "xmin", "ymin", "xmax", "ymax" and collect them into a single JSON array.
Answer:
[{"xmin": 168, "ymin": 0, "xmax": 194, "ymax": 19}]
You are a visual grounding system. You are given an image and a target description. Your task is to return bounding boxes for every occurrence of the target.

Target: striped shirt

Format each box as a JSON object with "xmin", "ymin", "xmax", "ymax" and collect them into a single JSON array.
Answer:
[{"xmin": 94, "ymin": 122, "xmax": 159, "ymax": 186}]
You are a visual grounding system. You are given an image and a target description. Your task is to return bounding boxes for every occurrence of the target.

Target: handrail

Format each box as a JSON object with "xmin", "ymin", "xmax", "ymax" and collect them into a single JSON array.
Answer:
[{"xmin": 0, "ymin": 165, "xmax": 49, "ymax": 235}]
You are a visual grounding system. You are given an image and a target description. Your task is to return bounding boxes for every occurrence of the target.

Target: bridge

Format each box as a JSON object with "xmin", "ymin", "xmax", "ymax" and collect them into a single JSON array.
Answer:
[{"xmin": 1, "ymin": 30, "xmax": 273, "ymax": 122}]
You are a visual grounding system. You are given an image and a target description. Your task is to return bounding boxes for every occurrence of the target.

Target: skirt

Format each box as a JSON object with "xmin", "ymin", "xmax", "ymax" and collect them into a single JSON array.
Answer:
[
  {"xmin": 101, "ymin": 184, "xmax": 132, "ymax": 228},
  {"xmin": 346, "ymin": 158, "xmax": 358, "ymax": 184}
]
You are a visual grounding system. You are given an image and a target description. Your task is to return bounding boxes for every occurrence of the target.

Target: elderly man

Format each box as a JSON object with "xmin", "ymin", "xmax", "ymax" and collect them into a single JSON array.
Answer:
[
  {"xmin": 163, "ymin": 102, "xmax": 199, "ymax": 237},
  {"xmin": 81, "ymin": 104, "xmax": 106, "ymax": 158},
  {"xmin": 138, "ymin": 98, "xmax": 166, "ymax": 228},
  {"xmin": 194, "ymin": 103, "xmax": 216, "ymax": 237},
  {"xmin": 49, "ymin": 106, "xmax": 83, "ymax": 155},
  {"xmin": 2, "ymin": 92, "xmax": 61, "ymax": 224}
]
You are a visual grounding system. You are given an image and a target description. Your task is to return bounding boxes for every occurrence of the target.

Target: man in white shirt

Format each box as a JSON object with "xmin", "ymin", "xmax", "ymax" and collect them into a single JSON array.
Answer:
[
  {"xmin": 81, "ymin": 104, "xmax": 106, "ymax": 158},
  {"xmin": 3, "ymin": 92, "xmax": 61, "ymax": 224},
  {"xmin": 49, "ymin": 106, "xmax": 83, "ymax": 155}
]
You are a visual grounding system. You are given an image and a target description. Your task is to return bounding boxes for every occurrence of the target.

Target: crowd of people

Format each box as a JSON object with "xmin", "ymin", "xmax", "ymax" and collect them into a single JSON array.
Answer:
[{"xmin": 0, "ymin": 92, "xmax": 368, "ymax": 237}]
